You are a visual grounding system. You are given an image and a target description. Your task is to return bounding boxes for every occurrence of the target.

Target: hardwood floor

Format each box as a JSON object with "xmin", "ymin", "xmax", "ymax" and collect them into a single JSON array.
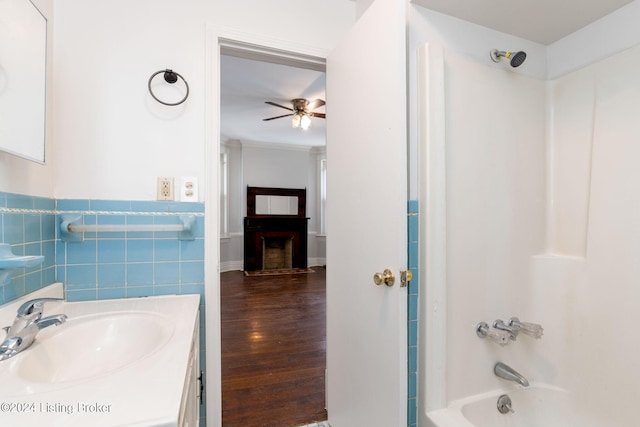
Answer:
[{"xmin": 221, "ymin": 268, "xmax": 327, "ymax": 427}]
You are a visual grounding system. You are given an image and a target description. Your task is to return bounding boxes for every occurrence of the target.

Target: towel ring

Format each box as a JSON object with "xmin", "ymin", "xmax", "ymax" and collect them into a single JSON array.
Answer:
[{"xmin": 148, "ymin": 69, "xmax": 189, "ymax": 106}]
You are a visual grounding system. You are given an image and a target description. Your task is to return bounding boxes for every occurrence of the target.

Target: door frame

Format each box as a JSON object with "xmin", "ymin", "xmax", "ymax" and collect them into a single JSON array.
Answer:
[{"xmin": 204, "ymin": 25, "xmax": 330, "ymax": 427}]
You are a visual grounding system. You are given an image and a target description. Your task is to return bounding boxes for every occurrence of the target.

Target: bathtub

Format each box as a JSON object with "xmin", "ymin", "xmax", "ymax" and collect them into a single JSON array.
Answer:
[{"xmin": 426, "ymin": 383, "xmax": 609, "ymax": 427}]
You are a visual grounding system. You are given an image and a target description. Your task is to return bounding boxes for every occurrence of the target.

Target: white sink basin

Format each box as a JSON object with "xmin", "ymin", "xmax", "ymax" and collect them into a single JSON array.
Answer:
[
  {"xmin": 0, "ymin": 285, "xmax": 200, "ymax": 427},
  {"xmin": 14, "ymin": 311, "xmax": 174, "ymax": 383}
]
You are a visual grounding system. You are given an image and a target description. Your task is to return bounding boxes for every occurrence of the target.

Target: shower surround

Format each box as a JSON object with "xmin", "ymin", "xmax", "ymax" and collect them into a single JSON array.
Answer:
[{"xmin": 419, "ymin": 42, "xmax": 640, "ymax": 426}]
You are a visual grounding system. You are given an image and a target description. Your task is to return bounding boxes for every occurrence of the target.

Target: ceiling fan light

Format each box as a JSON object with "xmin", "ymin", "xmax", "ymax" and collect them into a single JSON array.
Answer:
[
  {"xmin": 300, "ymin": 114, "xmax": 311, "ymax": 130},
  {"xmin": 291, "ymin": 112, "xmax": 311, "ymax": 130},
  {"xmin": 291, "ymin": 113, "xmax": 302, "ymax": 129}
]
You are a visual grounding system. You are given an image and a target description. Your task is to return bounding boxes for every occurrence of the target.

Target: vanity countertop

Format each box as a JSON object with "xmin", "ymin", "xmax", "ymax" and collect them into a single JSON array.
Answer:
[{"xmin": 0, "ymin": 283, "xmax": 200, "ymax": 427}]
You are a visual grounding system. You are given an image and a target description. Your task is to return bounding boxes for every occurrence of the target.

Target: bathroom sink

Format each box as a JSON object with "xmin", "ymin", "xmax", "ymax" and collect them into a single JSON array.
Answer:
[{"xmin": 14, "ymin": 311, "xmax": 174, "ymax": 383}]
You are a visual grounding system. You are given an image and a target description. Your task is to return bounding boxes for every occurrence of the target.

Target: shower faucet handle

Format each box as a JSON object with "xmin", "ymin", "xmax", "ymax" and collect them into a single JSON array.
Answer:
[
  {"xmin": 493, "ymin": 319, "xmax": 519, "ymax": 341},
  {"xmin": 476, "ymin": 322, "xmax": 510, "ymax": 346},
  {"xmin": 509, "ymin": 317, "xmax": 544, "ymax": 339}
]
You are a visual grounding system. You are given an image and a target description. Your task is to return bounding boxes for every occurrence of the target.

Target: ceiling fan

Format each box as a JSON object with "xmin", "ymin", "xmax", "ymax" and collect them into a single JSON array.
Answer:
[{"xmin": 263, "ymin": 98, "xmax": 326, "ymax": 130}]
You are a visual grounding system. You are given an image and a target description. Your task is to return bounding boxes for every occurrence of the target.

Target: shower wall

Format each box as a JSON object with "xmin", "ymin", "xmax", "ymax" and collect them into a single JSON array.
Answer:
[
  {"xmin": 541, "ymin": 42, "xmax": 640, "ymax": 424},
  {"xmin": 410, "ymin": 8, "xmax": 551, "ymax": 420},
  {"xmin": 440, "ymin": 52, "xmax": 548, "ymax": 402},
  {"xmin": 417, "ymin": 13, "xmax": 640, "ymax": 427}
]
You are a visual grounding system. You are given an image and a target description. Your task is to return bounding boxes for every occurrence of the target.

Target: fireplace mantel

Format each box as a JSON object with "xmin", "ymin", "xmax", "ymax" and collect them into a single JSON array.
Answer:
[{"xmin": 243, "ymin": 187, "xmax": 309, "ymax": 272}]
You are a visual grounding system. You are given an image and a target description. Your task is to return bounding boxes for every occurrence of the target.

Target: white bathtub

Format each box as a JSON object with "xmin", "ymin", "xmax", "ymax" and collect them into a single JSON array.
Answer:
[{"xmin": 426, "ymin": 383, "xmax": 609, "ymax": 427}]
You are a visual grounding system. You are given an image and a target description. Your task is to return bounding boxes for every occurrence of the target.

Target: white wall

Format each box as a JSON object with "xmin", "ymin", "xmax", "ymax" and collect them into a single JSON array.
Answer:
[
  {"xmin": 540, "ymin": 43, "xmax": 640, "ymax": 424},
  {"xmin": 0, "ymin": 0, "xmax": 54, "ymax": 198},
  {"xmin": 442, "ymin": 52, "xmax": 548, "ymax": 402},
  {"xmin": 409, "ymin": 9, "xmax": 549, "ymax": 419},
  {"xmin": 242, "ymin": 144, "xmax": 310, "ymax": 198},
  {"xmin": 52, "ymin": 0, "xmax": 353, "ymax": 201},
  {"xmin": 408, "ymin": 5, "xmax": 547, "ymax": 200}
]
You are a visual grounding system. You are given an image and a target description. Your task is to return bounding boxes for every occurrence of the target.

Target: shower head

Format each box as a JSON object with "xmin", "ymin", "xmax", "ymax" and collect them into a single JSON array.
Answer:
[{"xmin": 490, "ymin": 49, "xmax": 527, "ymax": 68}]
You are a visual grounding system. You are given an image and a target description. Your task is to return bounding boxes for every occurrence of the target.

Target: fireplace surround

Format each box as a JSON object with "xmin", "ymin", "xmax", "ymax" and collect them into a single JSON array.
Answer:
[{"xmin": 243, "ymin": 187, "xmax": 309, "ymax": 272}]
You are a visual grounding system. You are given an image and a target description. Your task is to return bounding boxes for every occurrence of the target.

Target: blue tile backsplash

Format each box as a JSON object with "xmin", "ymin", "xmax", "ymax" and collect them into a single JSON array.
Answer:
[
  {"xmin": 0, "ymin": 191, "xmax": 205, "ymax": 305},
  {"xmin": 0, "ymin": 192, "xmax": 56, "ymax": 304},
  {"xmin": 56, "ymin": 198, "xmax": 204, "ymax": 302}
]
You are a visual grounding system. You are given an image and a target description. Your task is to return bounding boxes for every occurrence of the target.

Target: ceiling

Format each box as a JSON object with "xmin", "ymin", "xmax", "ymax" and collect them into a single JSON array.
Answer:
[
  {"xmin": 220, "ymin": 0, "xmax": 634, "ymax": 148},
  {"xmin": 220, "ymin": 54, "xmax": 326, "ymax": 148},
  {"xmin": 412, "ymin": 0, "xmax": 634, "ymax": 46}
]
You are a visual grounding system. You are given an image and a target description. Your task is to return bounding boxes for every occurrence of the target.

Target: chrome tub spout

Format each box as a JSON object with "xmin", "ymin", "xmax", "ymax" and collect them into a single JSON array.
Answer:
[{"xmin": 494, "ymin": 362, "xmax": 529, "ymax": 387}]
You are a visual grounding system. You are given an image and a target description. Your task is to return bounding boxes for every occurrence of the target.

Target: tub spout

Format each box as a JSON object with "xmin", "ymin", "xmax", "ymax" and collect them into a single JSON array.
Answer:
[{"xmin": 494, "ymin": 362, "xmax": 529, "ymax": 387}]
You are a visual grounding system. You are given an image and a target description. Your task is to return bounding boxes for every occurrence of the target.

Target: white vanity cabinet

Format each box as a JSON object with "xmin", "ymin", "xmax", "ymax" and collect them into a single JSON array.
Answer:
[{"xmin": 179, "ymin": 312, "xmax": 201, "ymax": 427}]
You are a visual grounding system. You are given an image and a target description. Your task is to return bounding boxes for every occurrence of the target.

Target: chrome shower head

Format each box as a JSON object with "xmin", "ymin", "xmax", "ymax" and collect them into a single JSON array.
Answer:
[{"xmin": 490, "ymin": 49, "xmax": 527, "ymax": 68}]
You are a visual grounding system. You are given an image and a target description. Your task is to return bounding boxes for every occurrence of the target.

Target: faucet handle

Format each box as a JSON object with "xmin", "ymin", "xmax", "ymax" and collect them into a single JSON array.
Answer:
[
  {"xmin": 493, "ymin": 319, "xmax": 519, "ymax": 340},
  {"xmin": 17, "ymin": 298, "xmax": 64, "ymax": 319},
  {"xmin": 476, "ymin": 322, "xmax": 511, "ymax": 346},
  {"xmin": 509, "ymin": 317, "xmax": 544, "ymax": 339}
]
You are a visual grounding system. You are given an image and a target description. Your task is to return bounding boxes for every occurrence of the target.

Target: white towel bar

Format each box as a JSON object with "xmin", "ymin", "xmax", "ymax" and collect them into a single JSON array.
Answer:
[{"xmin": 60, "ymin": 214, "xmax": 195, "ymax": 242}]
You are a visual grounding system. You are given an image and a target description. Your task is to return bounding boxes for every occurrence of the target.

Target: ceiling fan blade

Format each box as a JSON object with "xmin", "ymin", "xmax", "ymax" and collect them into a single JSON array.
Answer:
[
  {"xmin": 263, "ymin": 113, "xmax": 294, "ymax": 121},
  {"xmin": 265, "ymin": 101, "xmax": 294, "ymax": 111},
  {"xmin": 309, "ymin": 112, "xmax": 326, "ymax": 119},
  {"xmin": 307, "ymin": 99, "xmax": 326, "ymax": 111}
]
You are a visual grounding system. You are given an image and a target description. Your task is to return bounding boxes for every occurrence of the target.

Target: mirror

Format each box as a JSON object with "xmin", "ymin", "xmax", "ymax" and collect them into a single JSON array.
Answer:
[
  {"xmin": 246, "ymin": 186, "xmax": 306, "ymax": 217},
  {"xmin": 255, "ymin": 195, "xmax": 298, "ymax": 215},
  {"xmin": 0, "ymin": 0, "xmax": 47, "ymax": 163}
]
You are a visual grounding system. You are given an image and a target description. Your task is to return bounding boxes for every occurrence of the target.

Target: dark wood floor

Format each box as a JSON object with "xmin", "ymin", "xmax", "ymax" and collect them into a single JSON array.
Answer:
[{"xmin": 221, "ymin": 268, "xmax": 327, "ymax": 427}]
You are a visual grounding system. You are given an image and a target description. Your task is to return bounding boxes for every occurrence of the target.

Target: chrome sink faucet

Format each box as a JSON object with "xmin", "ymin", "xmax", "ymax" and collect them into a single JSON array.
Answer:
[
  {"xmin": 0, "ymin": 298, "xmax": 67, "ymax": 361},
  {"xmin": 494, "ymin": 362, "xmax": 529, "ymax": 387}
]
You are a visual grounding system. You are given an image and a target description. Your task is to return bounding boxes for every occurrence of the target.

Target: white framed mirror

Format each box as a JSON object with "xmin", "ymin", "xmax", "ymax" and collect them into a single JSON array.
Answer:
[{"xmin": 0, "ymin": 0, "xmax": 47, "ymax": 163}]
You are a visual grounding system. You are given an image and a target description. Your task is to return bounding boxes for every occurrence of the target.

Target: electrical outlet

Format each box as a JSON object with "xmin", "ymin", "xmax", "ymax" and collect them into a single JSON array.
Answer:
[
  {"xmin": 180, "ymin": 176, "xmax": 198, "ymax": 201},
  {"xmin": 157, "ymin": 176, "xmax": 174, "ymax": 201}
]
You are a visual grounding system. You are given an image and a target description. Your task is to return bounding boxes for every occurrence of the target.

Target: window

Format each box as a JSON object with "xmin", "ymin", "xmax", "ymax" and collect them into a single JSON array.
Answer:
[
  {"xmin": 220, "ymin": 152, "xmax": 228, "ymax": 235},
  {"xmin": 319, "ymin": 158, "xmax": 327, "ymax": 235}
]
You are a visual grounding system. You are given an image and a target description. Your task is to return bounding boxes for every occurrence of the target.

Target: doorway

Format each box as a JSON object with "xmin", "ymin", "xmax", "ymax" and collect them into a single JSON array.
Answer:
[
  {"xmin": 207, "ymin": 4, "xmax": 408, "ymax": 423},
  {"xmin": 218, "ymin": 42, "xmax": 328, "ymax": 426}
]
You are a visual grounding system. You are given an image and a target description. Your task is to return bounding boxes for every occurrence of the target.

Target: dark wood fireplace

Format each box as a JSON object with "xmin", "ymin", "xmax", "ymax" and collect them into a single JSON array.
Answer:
[{"xmin": 243, "ymin": 186, "xmax": 309, "ymax": 272}]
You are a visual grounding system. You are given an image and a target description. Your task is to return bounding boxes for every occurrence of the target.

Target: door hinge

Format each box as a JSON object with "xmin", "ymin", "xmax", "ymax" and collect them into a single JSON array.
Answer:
[{"xmin": 198, "ymin": 370, "xmax": 204, "ymax": 405}]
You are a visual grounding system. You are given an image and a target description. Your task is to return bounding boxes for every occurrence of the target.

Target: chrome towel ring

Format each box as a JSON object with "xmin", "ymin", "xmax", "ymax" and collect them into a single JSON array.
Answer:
[{"xmin": 148, "ymin": 69, "xmax": 189, "ymax": 106}]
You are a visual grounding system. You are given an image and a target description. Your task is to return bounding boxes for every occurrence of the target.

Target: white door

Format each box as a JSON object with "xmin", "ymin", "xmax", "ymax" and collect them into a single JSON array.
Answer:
[{"xmin": 325, "ymin": 0, "xmax": 408, "ymax": 425}]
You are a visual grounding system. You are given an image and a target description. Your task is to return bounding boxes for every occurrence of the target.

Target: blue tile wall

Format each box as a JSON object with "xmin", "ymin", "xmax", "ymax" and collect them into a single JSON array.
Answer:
[
  {"xmin": 56, "ymin": 199, "xmax": 205, "ymax": 302},
  {"xmin": 0, "ymin": 192, "xmax": 56, "ymax": 304},
  {"xmin": 407, "ymin": 200, "xmax": 419, "ymax": 427}
]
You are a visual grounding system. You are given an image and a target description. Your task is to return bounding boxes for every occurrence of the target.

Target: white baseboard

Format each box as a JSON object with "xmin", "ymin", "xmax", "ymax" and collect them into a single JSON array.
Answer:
[
  {"xmin": 220, "ymin": 261, "xmax": 243, "ymax": 273},
  {"xmin": 308, "ymin": 257, "xmax": 326, "ymax": 267},
  {"xmin": 220, "ymin": 258, "xmax": 326, "ymax": 273}
]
